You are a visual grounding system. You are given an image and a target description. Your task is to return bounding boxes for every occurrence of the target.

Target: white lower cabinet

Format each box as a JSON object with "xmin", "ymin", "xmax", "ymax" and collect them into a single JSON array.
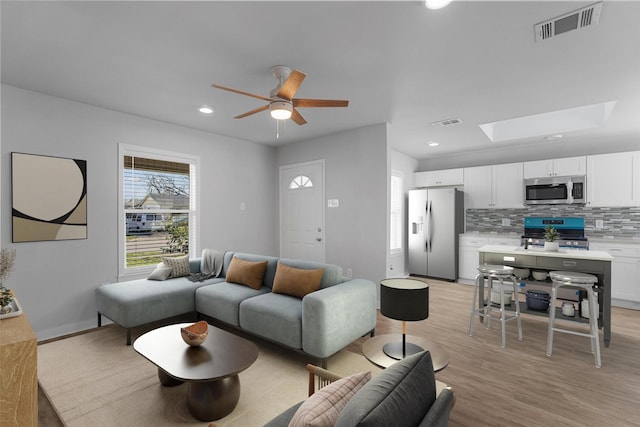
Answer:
[
  {"xmin": 590, "ymin": 242, "xmax": 640, "ymax": 308},
  {"xmin": 458, "ymin": 235, "xmax": 521, "ymax": 281}
]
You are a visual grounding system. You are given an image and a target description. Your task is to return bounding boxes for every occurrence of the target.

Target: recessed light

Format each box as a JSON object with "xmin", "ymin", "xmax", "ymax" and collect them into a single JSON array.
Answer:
[
  {"xmin": 428, "ymin": 141, "xmax": 440, "ymax": 147},
  {"xmin": 198, "ymin": 105, "xmax": 215, "ymax": 114},
  {"xmin": 425, "ymin": 0, "xmax": 452, "ymax": 10},
  {"xmin": 545, "ymin": 134, "xmax": 564, "ymax": 141}
]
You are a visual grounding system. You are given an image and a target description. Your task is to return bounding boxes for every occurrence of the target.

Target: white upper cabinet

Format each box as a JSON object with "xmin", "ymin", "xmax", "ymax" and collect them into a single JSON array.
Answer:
[
  {"xmin": 587, "ymin": 151, "xmax": 640, "ymax": 207},
  {"xmin": 414, "ymin": 168, "xmax": 463, "ymax": 187},
  {"xmin": 464, "ymin": 162, "xmax": 523, "ymax": 208},
  {"xmin": 523, "ymin": 156, "xmax": 586, "ymax": 179}
]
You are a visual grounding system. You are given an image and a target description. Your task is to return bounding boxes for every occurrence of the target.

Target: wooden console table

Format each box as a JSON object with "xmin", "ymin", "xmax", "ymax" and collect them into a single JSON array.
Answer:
[{"xmin": 0, "ymin": 298, "xmax": 38, "ymax": 427}]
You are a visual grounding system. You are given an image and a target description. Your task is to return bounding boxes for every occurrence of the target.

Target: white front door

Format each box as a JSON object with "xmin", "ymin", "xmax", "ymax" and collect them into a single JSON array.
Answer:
[{"xmin": 279, "ymin": 160, "xmax": 325, "ymax": 263}]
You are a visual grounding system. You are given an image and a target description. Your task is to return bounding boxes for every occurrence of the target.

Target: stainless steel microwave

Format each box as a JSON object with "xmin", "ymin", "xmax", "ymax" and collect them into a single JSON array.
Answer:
[{"xmin": 524, "ymin": 176, "xmax": 586, "ymax": 205}]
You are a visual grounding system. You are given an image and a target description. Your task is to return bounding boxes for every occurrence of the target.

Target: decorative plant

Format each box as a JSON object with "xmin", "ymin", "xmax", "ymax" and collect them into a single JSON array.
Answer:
[
  {"xmin": 544, "ymin": 226, "xmax": 559, "ymax": 242},
  {"xmin": 0, "ymin": 248, "xmax": 16, "ymax": 310}
]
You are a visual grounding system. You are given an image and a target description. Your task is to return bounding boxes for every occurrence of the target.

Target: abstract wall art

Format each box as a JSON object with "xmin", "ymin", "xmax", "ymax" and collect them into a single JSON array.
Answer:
[{"xmin": 12, "ymin": 152, "xmax": 87, "ymax": 242}]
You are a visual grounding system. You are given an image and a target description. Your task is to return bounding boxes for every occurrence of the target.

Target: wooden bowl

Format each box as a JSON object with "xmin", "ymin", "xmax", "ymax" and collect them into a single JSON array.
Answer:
[{"xmin": 181, "ymin": 321, "xmax": 208, "ymax": 346}]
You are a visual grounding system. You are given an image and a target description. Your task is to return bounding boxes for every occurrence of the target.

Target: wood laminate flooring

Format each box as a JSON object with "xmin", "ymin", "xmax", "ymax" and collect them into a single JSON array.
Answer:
[
  {"xmin": 346, "ymin": 278, "xmax": 640, "ymax": 427},
  {"xmin": 38, "ymin": 279, "xmax": 640, "ymax": 426}
]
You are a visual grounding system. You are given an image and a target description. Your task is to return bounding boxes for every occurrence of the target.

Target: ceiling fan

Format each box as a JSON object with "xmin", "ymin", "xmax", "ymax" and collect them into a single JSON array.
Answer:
[{"xmin": 211, "ymin": 65, "xmax": 349, "ymax": 126}]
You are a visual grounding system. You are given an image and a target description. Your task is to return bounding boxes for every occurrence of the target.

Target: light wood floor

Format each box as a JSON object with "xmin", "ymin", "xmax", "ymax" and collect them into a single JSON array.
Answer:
[
  {"xmin": 347, "ymin": 278, "xmax": 640, "ymax": 427},
  {"xmin": 39, "ymin": 279, "xmax": 640, "ymax": 426}
]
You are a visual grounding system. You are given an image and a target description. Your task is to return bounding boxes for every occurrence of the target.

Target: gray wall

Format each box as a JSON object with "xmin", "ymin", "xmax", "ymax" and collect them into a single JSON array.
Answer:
[
  {"xmin": 276, "ymin": 124, "xmax": 389, "ymax": 286},
  {"xmin": 388, "ymin": 149, "xmax": 418, "ymax": 278},
  {"xmin": 1, "ymin": 85, "xmax": 277, "ymax": 340}
]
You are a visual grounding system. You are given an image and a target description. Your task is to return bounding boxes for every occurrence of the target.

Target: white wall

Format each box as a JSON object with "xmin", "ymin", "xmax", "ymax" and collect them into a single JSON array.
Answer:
[
  {"xmin": 388, "ymin": 149, "xmax": 418, "ymax": 278},
  {"xmin": 276, "ymin": 124, "xmax": 389, "ymax": 286},
  {"xmin": 1, "ymin": 85, "xmax": 277, "ymax": 340}
]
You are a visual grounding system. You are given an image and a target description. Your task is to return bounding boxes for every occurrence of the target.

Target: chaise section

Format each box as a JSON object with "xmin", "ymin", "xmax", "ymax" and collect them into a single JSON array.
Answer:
[{"xmin": 95, "ymin": 258, "xmax": 223, "ymax": 344}]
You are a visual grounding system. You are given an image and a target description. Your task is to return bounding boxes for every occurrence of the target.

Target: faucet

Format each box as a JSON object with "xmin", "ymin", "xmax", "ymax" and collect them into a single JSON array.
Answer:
[{"xmin": 524, "ymin": 238, "xmax": 532, "ymax": 250}]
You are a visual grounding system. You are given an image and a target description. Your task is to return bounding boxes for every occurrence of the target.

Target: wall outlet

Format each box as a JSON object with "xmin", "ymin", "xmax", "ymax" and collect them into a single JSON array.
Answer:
[
  {"xmin": 240, "ymin": 202, "xmax": 246, "ymax": 211},
  {"xmin": 595, "ymin": 219, "xmax": 604, "ymax": 229},
  {"xmin": 346, "ymin": 268, "xmax": 353, "ymax": 278},
  {"xmin": 501, "ymin": 218, "xmax": 511, "ymax": 226}
]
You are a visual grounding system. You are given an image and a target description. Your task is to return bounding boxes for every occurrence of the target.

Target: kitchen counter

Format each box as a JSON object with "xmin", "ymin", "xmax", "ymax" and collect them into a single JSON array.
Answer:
[
  {"xmin": 479, "ymin": 245, "xmax": 614, "ymax": 261},
  {"xmin": 478, "ymin": 245, "xmax": 613, "ymax": 347}
]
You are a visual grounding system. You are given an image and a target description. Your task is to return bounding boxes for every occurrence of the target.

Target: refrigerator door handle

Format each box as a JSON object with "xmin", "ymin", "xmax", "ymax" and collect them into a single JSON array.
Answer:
[{"xmin": 425, "ymin": 200, "xmax": 432, "ymax": 252}]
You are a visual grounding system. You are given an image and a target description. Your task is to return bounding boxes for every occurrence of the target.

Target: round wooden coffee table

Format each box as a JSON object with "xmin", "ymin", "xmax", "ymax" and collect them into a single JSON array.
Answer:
[{"xmin": 134, "ymin": 323, "xmax": 258, "ymax": 421}]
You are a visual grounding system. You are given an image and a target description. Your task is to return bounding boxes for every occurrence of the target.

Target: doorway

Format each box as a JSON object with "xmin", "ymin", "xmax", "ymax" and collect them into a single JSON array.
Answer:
[{"xmin": 279, "ymin": 160, "xmax": 325, "ymax": 263}]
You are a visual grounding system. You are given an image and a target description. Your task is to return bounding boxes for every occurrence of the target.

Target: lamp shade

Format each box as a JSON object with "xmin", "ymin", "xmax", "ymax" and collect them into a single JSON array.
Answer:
[{"xmin": 380, "ymin": 278, "xmax": 429, "ymax": 321}]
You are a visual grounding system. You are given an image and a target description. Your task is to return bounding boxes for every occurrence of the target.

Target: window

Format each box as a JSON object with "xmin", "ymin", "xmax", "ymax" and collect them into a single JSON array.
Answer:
[
  {"xmin": 390, "ymin": 171, "xmax": 403, "ymax": 254},
  {"xmin": 119, "ymin": 144, "xmax": 199, "ymax": 277},
  {"xmin": 289, "ymin": 175, "xmax": 313, "ymax": 189}
]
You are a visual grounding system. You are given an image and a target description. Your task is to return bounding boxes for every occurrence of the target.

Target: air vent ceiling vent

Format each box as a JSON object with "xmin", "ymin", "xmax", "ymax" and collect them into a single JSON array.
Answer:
[
  {"xmin": 431, "ymin": 118, "xmax": 462, "ymax": 127},
  {"xmin": 535, "ymin": 1, "xmax": 602, "ymax": 43}
]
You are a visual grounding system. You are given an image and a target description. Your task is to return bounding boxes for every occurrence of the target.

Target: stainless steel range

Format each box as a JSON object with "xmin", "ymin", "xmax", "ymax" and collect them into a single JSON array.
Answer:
[{"xmin": 521, "ymin": 217, "xmax": 589, "ymax": 250}]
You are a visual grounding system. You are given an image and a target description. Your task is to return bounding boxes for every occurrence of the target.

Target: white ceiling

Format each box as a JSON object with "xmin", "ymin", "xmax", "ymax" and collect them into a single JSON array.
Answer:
[{"xmin": 2, "ymin": 1, "xmax": 639, "ymax": 162}]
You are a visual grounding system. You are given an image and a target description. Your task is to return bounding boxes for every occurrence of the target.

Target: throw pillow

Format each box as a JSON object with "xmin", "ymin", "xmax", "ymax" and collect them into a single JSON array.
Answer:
[
  {"xmin": 334, "ymin": 351, "xmax": 437, "ymax": 427},
  {"xmin": 289, "ymin": 371, "xmax": 371, "ymax": 427},
  {"xmin": 162, "ymin": 255, "xmax": 191, "ymax": 278},
  {"xmin": 272, "ymin": 262, "xmax": 324, "ymax": 298},
  {"xmin": 225, "ymin": 256, "xmax": 268, "ymax": 290},
  {"xmin": 147, "ymin": 266, "xmax": 173, "ymax": 281}
]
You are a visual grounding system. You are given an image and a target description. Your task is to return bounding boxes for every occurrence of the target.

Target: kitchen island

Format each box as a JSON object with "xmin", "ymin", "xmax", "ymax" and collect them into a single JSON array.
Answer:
[{"xmin": 478, "ymin": 245, "xmax": 614, "ymax": 347}]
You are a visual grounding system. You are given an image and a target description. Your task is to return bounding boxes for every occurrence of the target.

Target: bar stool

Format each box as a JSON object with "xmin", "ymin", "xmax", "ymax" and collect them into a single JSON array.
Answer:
[
  {"xmin": 547, "ymin": 271, "xmax": 601, "ymax": 368},
  {"xmin": 469, "ymin": 264, "xmax": 523, "ymax": 348}
]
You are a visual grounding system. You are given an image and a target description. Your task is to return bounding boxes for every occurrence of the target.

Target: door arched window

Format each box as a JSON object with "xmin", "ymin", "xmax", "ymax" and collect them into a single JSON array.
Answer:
[{"xmin": 289, "ymin": 175, "xmax": 313, "ymax": 190}]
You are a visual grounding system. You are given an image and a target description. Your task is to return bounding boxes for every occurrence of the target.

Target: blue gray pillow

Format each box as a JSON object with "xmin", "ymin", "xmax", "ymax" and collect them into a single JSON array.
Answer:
[{"xmin": 334, "ymin": 351, "xmax": 437, "ymax": 426}]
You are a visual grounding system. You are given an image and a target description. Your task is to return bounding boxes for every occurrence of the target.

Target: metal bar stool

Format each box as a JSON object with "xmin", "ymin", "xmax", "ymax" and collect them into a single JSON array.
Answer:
[
  {"xmin": 547, "ymin": 271, "xmax": 601, "ymax": 368},
  {"xmin": 469, "ymin": 264, "xmax": 523, "ymax": 348}
]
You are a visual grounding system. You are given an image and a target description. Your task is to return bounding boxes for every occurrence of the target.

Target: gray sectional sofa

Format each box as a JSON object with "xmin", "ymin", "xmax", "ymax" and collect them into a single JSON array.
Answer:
[{"xmin": 95, "ymin": 251, "xmax": 377, "ymax": 364}]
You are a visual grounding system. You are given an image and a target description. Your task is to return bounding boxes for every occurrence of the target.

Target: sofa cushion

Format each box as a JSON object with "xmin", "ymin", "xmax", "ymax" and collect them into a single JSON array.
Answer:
[
  {"xmin": 272, "ymin": 262, "xmax": 323, "ymax": 298},
  {"xmin": 334, "ymin": 351, "xmax": 436, "ymax": 427},
  {"xmin": 278, "ymin": 258, "xmax": 343, "ymax": 288},
  {"xmin": 147, "ymin": 266, "xmax": 172, "ymax": 281},
  {"xmin": 195, "ymin": 282, "xmax": 270, "ymax": 326},
  {"xmin": 162, "ymin": 255, "xmax": 191, "ymax": 278},
  {"xmin": 225, "ymin": 256, "xmax": 268, "ymax": 290},
  {"xmin": 239, "ymin": 293, "xmax": 303, "ymax": 349},
  {"xmin": 289, "ymin": 371, "xmax": 371, "ymax": 427}
]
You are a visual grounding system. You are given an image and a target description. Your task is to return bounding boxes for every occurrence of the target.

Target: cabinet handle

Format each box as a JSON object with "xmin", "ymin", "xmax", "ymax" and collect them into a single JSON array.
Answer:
[{"xmin": 562, "ymin": 260, "xmax": 577, "ymax": 267}]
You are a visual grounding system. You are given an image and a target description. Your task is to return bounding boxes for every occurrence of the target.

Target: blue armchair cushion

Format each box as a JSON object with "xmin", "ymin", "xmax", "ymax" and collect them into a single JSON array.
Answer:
[{"xmin": 334, "ymin": 351, "xmax": 436, "ymax": 427}]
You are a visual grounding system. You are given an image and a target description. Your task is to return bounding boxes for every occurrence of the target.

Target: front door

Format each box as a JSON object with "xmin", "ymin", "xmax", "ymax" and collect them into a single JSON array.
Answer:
[{"xmin": 279, "ymin": 160, "xmax": 325, "ymax": 262}]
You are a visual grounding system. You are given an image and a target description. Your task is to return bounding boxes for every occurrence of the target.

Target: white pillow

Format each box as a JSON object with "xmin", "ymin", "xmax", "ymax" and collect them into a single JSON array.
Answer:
[{"xmin": 148, "ymin": 266, "xmax": 173, "ymax": 281}]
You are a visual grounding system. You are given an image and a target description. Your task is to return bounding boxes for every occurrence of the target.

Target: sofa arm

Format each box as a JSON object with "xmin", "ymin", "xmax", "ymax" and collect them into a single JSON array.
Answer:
[{"xmin": 302, "ymin": 279, "xmax": 377, "ymax": 359}]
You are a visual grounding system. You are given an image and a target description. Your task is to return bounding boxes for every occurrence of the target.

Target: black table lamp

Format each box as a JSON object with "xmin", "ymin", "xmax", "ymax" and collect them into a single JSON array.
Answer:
[{"xmin": 380, "ymin": 278, "xmax": 429, "ymax": 360}]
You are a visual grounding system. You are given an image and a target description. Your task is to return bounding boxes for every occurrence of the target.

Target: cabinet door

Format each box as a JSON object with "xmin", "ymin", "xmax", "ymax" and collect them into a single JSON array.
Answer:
[
  {"xmin": 438, "ymin": 168, "xmax": 464, "ymax": 186},
  {"xmin": 458, "ymin": 236, "xmax": 489, "ymax": 280},
  {"xmin": 414, "ymin": 171, "xmax": 437, "ymax": 188},
  {"xmin": 610, "ymin": 256, "xmax": 640, "ymax": 302},
  {"xmin": 587, "ymin": 151, "xmax": 640, "ymax": 207},
  {"xmin": 463, "ymin": 166, "xmax": 492, "ymax": 208},
  {"xmin": 553, "ymin": 156, "xmax": 586, "ymax": 176},
  {"xmin": 523, "ymin": 160, "xmax": 553, "ymax": 178},
  {"xmin": 492, "ymin": 162, "xmax": 524, "ymax": 208}
]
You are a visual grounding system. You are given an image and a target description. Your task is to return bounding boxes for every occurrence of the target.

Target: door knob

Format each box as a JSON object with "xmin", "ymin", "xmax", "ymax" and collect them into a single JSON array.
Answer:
[{"xmin": 316, "ymin": 237, "xmax": 322, "ymax": 242}]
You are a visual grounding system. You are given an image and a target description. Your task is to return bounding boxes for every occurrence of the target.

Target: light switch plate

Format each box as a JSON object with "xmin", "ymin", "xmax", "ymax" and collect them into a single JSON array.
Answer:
[{"xmin": 327, "ymin": 199, "xmax": 339, "ymax": 208}]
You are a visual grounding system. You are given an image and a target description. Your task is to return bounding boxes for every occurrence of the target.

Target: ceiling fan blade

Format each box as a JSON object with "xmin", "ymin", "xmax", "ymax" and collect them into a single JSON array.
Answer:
[
  {"xmin": 234, "ymin": 104, "xmax": 269, "ymax": 119},
  {"xmin": 291, "ymin": 109, "xmax": 307, "ymax": 126},
  {"xmin": 293, "ymin": 98, "xmax": 349, "ymax": 108},
  {"xmin": 276, "ymin": 70, "xmax": 306, "ymax": 100},
  {"xmin": 211, "ymin": 84, "xmax": 271, "ymax": 102}
]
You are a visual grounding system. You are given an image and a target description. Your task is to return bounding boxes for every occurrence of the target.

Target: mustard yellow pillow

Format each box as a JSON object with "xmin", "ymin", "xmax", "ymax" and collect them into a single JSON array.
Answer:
[
  {"xmin": 272, "ymin": 262, "xmax": 324, "ymax": 298},
  {"xmin": 225, "ymin": 257, "xmax": 268, "ymax": 290}
]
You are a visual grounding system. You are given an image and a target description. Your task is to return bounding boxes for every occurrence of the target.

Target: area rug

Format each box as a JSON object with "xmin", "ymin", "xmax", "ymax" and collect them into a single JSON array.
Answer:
[{"xmin": 38, "ymin": 326, "xmax": 380, "ymax": 427}]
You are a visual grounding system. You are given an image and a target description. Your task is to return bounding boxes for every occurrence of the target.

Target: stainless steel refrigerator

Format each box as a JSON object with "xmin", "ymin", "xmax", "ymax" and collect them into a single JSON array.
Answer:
[{"xmin": 408, "ymin": 187, "xmax": 463, "ymax": 280}]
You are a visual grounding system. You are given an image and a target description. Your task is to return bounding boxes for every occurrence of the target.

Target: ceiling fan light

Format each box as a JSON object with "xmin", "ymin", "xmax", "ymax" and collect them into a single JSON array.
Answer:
[
  {"xmin": 425, "ymin": 0, "xmax": 451, "ymax": 9},
  {"xmin": 270, "ymin": 101, "xmax": 293, "ymax": 120}
]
